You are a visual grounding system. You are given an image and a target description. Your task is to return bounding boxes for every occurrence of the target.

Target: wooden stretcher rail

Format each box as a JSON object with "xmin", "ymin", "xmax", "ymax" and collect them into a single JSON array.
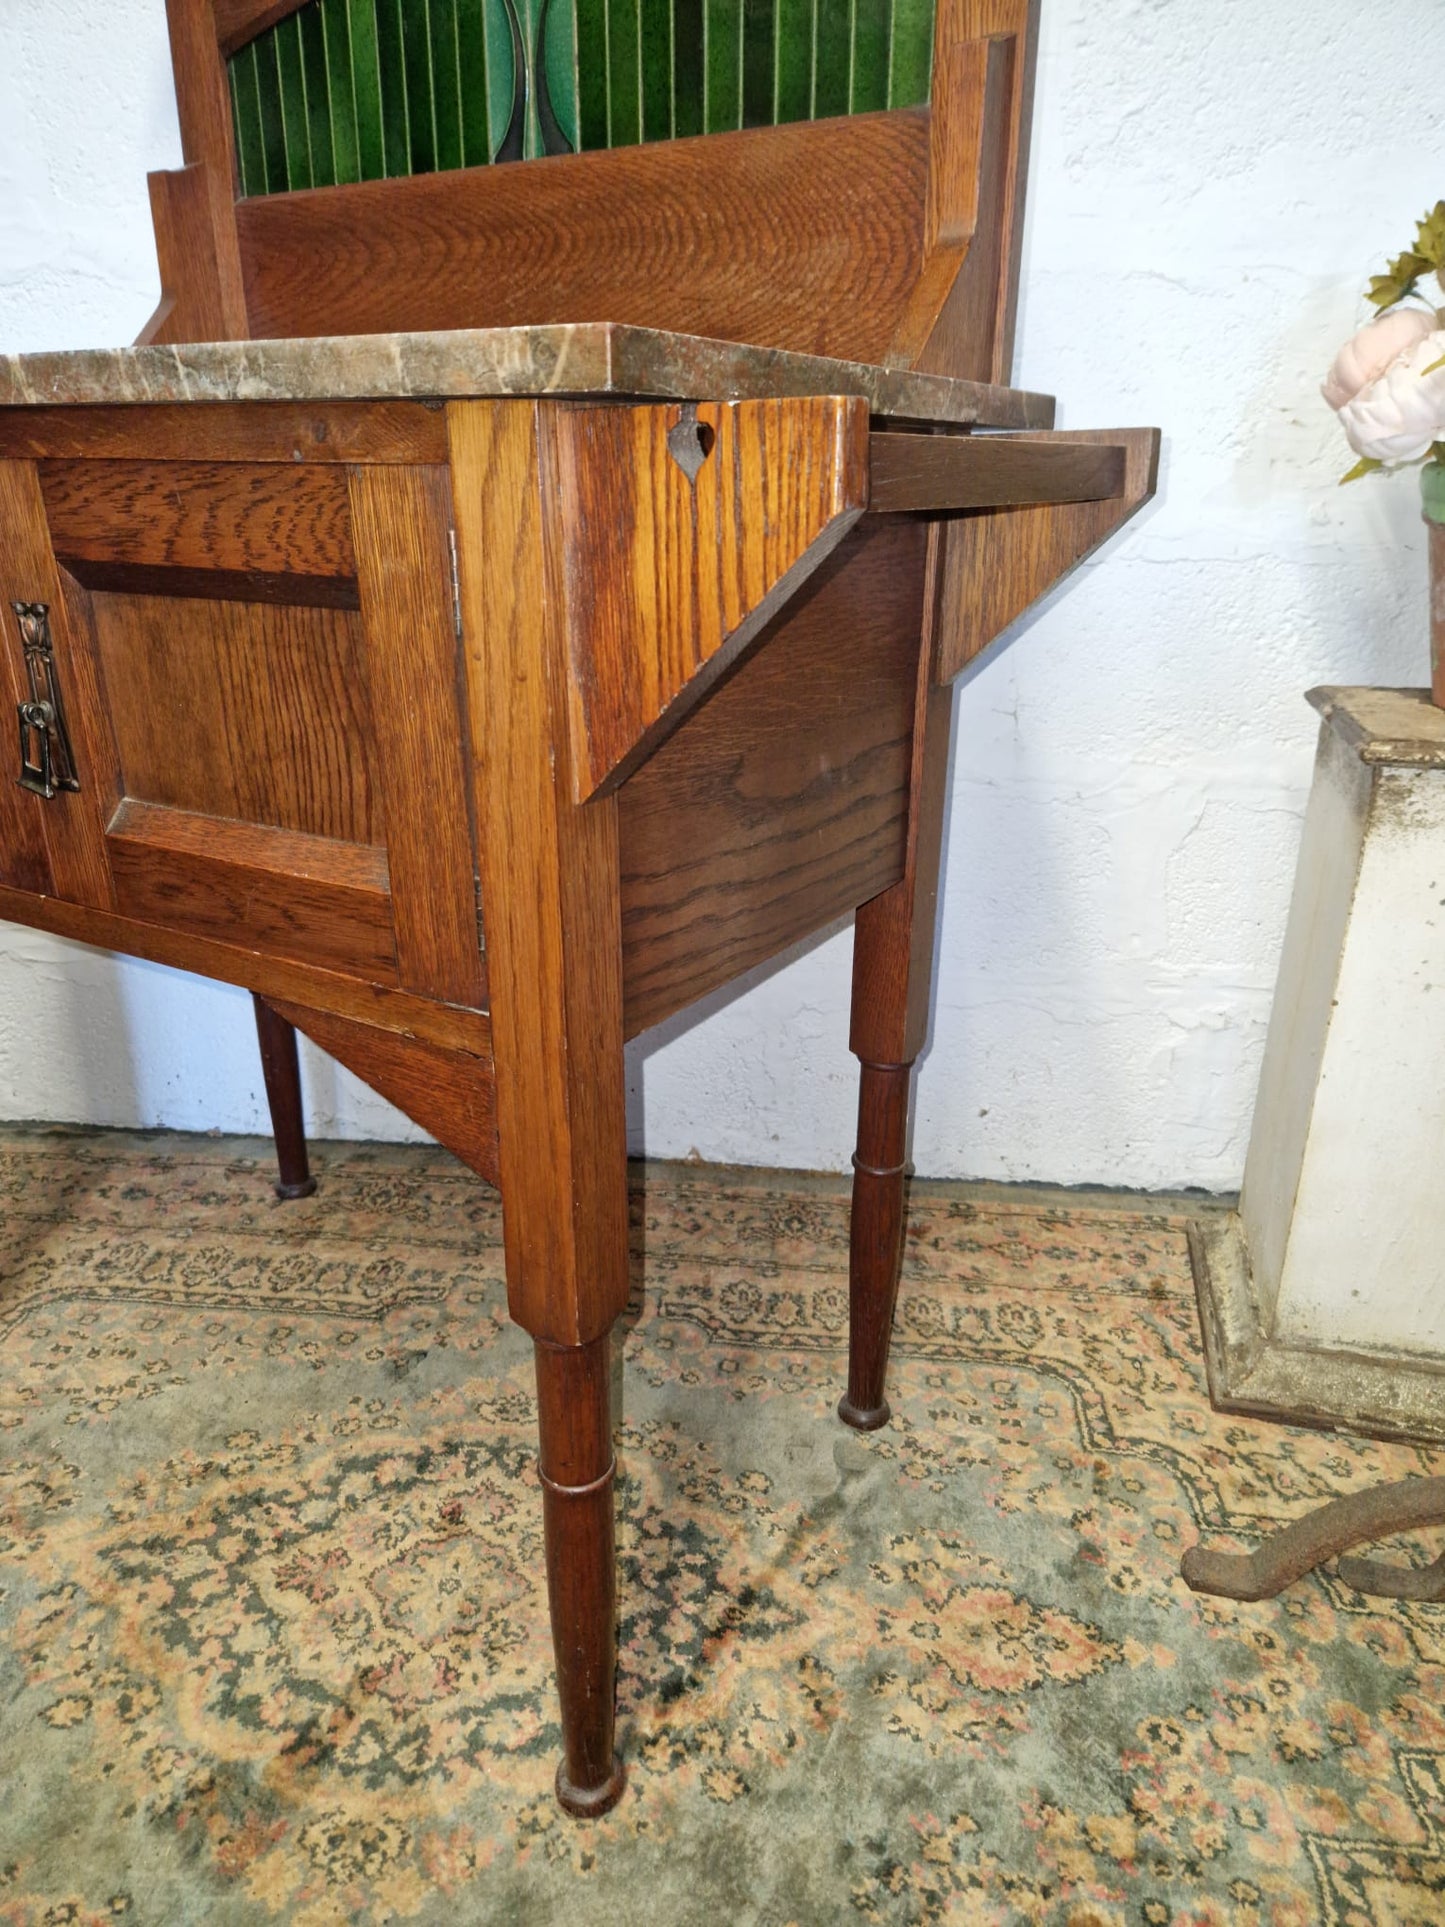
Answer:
[{"xmin": 868, "ymin": 432, "xmax": 1127, "ymax": 512}]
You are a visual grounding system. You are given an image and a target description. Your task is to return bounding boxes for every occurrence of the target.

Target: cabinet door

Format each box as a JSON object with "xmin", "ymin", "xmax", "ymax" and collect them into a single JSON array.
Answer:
[
  {"xmin": 0, "ymin": 448, "xmax": 483, "ymax": 1007},
  {"xmin": 0, "ymin": 461, "xmax": 117, "ymax": 903}
]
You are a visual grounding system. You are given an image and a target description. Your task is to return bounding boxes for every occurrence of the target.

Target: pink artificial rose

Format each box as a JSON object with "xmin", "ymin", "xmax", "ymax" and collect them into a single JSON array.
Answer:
[
  {"xmin": 1338, "ymin": 329, "xmax": 1445, "ymax": 464},
  {"xmin": 1322, "ymin": 306, "xmax": 1437, "ymax": 410}
]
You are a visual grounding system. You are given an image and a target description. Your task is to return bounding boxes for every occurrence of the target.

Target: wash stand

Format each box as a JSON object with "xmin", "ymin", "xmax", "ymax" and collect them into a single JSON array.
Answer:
[{"xmin": 0, "ymin": 0, "xmax": 1156, "ymax": 1813}]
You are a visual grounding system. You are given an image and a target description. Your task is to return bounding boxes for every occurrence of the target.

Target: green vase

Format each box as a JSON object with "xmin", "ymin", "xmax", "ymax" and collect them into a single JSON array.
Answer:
[{"xmin": 1424, "ymin": 459, "xmax": 1445, "ymax": 527}]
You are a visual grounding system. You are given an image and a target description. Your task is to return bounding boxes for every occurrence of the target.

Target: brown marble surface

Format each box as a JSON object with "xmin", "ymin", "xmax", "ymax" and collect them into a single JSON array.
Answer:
[
  {"xmin": 0, "ymin": 321, "xmax": 1054, "ymax": 429},
  {"xmin": 1308, "ymin": 686, "xmax": 1445, "ymax": 767}
]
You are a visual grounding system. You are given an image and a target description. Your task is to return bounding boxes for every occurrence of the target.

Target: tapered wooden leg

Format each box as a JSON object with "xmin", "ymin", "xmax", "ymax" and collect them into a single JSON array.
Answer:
[
  {"xmin": 840, "ymin": 526, "xmax": 954, "ymax": 1431},
  {"xmin": 839, "ymin": 1059, "xmax": 914, "ymax": 1429},
  {"xmin": 252, "ymin": 994, "xmax": 317, "ymax": 1201},
  {"xmin": 450, "ymin": 401, "xmax": 633, "ymax": 1815},
  {"xmin": 535, "ymin": 1333, "xmax": 626, "ymax": 1817}
]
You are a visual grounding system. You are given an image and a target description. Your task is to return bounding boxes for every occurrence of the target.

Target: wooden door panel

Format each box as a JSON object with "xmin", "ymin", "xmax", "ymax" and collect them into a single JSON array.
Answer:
[
  {"xmin": 106, "ymin": 799, "xmax": 397, "ymax": 981},
  {"xmin": 89, "ymin": 590, "xmax": 381, "ymax": 844},
  {"xmin": 0, "ymin": 441, "xmax": 483, "ymax": 1003}
]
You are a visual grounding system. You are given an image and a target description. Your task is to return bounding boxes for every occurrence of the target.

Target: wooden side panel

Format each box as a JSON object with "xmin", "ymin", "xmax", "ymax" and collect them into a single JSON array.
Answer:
[
  {"xmin": 349, "ymin": 464, "xmax": 485, "ymax": 1007},
  {"xmin": 886, "ymin": 0, "xmax": 1037, "ymax": 384},
  {"xmin": 556, "ymin": 396, "xmax": 868, "ymax": 799},
  {"xmin": 934, "ymin": 427, "xmax": 1161, "ymax": 682},
  {"xmin": 238, "ymin": 112, "xmax": 930, "ymax": 358},
  {"xmin": 106, "ymin": 799, "xmax": 398, "ymax": 981},
  {"xmin": 40, "ymin": 461, "xmax": 355, "ymax": 584},
  {"xmin": 139, "ymin": 164, "xmax": 242, "ymax": 347},
  {"xmin": 160, "ymin": 0, "xmax": 248, "ymax": 338},
  {"xmin": 449, "ymin": 398, "xmax": 628, "ymax": 1348},
  {"xmin": 0, "ymin": 404, "xmax": 449, "ymax": 466},
  {"xmin": 0, "ymin": 461, "xmax": 118, "ymax": 907},
  {"xmin": 89, "ymin": 591, "xmax": 381, "ymax": 845},
  {"xmin": 271, "ymin": 998, "xmax": 500, "ymax": 1186},
  {"xmin": 618, "ymin": 517, "xmax": 929, "ymax": 1034},
  {"xmin": 951, "ymin": 0, "xmax": 1040, "ymax": 385}
]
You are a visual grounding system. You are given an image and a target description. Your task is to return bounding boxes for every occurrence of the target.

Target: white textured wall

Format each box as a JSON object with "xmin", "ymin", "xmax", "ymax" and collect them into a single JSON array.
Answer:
[{"xmin": 1, "ymin": 0, "xmax": 1442, "ymax": 1187}]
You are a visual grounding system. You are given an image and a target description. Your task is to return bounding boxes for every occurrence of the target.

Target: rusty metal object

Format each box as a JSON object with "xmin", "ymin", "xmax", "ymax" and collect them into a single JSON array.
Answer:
[{"xmin": 1181, "ymin": 1475, "xmax": 1445, "ymax": 1601}]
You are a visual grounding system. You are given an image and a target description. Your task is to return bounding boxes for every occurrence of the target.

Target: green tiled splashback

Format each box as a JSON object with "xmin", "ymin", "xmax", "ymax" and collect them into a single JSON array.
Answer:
[{"xmin": 228, "ymin": 0, "xmax": 937, "ymax": 196}]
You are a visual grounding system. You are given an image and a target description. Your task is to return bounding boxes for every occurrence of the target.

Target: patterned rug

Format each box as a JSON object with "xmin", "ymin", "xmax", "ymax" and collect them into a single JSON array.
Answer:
[{"xmin": 1, "ymin": 1129, "xmax": 1444, "ymax": 1926}]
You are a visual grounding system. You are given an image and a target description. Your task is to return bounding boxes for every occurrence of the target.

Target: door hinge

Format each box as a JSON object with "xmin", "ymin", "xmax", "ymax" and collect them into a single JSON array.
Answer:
[{"xmin": 449, "ymin": 527, "xmax": 463, "ymax": 641}]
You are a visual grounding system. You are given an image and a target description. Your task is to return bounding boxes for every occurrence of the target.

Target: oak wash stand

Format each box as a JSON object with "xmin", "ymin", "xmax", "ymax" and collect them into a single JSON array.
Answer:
[{"xmin": 0, "ymin": 0, "xmax": 1156, "ymax": 1816}]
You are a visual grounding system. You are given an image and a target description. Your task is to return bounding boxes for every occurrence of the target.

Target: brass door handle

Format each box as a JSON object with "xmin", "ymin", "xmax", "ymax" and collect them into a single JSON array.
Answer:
[{"xmin": 12, "ymin": 602, "xmax": 79, "ymax": 799}]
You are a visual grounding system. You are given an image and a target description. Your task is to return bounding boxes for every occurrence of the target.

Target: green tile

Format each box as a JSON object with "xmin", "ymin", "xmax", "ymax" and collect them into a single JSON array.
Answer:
[
  {"xmin": 608, "ymin": 0, "xmax": 642, "ymax": 145},
  {"xmin": 320, "ymin": 0, "xmax": 362, "ymax": 183},
  {"xmin": 886, "ymin": 0, "xmax": 931, "ymax": 106},
  {"xmin": 704, "ymin": 0, "xmax": 742, "ymax": 130},
  {"xmin": 740, "ymin": 0, "xmax": 773, "ymax": 127},
  {"xmin": 772, "ymin": 0, "xmax": 812, "ymax": 123},
  {"xmin": 230, "ymin": 44, "xmax": 267, "ymax": 197},
  {"xmin": 228, "ymin": 0, "xmax": 937, "ymax": 193},
  {"xmin": 300, "ymin": 2, "xmax": 338, "ymax": 183},
  {"xmin": 252, "ymin": 34, "xmax": 291, "ymax": 191},
  {"xmin": 671, "ymin": 0, "xmax": 703, "ymax": 135},
  {"xmin": 640, "ymin": 0, "xmax": 673, "ymax": 139},
  {"xmin": 399, "ymin": 0, "xmax": 438, "ymax": 173},
  {"xmin": 373, "ymin": 0, "xmax": 412, "ymax": 174},
  {"xmin": 274, "ymin": 15, "xmax": 314, "ymax": 188},
  {"xmin": 811, "ymin": 0, "xmax": 850, "ymax": 117},
  {"xmin": 849, "ymin": 0, "xmax": 889, "ymax": 111},
  {"xmin": 428, "ymin": 0, "xmax": 465, "ymax": 168},
  {"xmin": 537, "ymin": 0, "xmax": 580, "ymax": 152},
  {"xmin": 456, "ymin": 0, "xmax": 492, "ymax": 164},
  {"xmin": 347, "ymin": 0, "xmax": 388, "ymax": 178}
]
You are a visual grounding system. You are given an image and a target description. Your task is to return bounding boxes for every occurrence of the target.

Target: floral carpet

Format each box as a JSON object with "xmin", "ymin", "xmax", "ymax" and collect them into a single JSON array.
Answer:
[{"xmin": 1, "ymin": 1130, "xmax": 1444, "ymax": 1926}]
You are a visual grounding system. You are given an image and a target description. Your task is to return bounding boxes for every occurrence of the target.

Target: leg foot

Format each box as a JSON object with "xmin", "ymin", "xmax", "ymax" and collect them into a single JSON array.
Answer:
[
  {"xmin": 252, "ymin": 994, "xmax": 317, "ymax": 1201},
  {"xmin": 841, "ymin": 1060, "xmax": 913, "ymax": 1430},
  {"xmin": 535, "ymin": 1334, "xmax": 624, "ymax": 1816}
]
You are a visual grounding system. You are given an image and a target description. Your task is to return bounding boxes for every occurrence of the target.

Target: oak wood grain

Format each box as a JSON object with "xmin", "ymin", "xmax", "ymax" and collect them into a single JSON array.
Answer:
[
  {"xmin": 106, "ymin": 798, "xmax": 398, "ymax": 980},
  {"xmin": 555, "ymin": 396, "xmax": 868, "ymax": 799},
  {"xmin": 0, "ymin": 404, "xmax": 449, "ymax": 466},
  {"xmin": 0, "ymin": 879, "xmax": 490, "ymax": 1053},
  {"xmin": 933, "ymin": 427, "xmax": 1161, "ymax": 682},
  {"xmin": 238, "ymin": 113, "xmax": 930, "ymax": 359},
  {"xmin": 868, "ymin": 430, "xmax": 1126, "ymax": 512},
  {"xmin": 950, "ymin": 0, "xmax": 1041, "ymax": 386},
  {"xmin": 90, "ymin": 590, "xmax": 381, "ymax": 845},
  {"xmin": 41, "ymin": 460, "xmax": 356, "ymax": 585},
  {"xmin": 0, "ymin": 462, "xmax": 119, "ymax": 909},
  {"xmin": 162, "ymin": 0, "xmax": 248, "ymax": 336},
  {"xmin": 270, "ymin": 997, "xmax": 500, "ymax": 1185},
  {"xmin": 138, "ymin": 163, "xmax": 242, "ymax": 347},
  {"xmin": 349, "ymin": 463, "xmax": 486, "ymax": 1008},
  {"xmin": 910, "ymin": 33, "xmax": 1013, "ymax": 382},
  {"xmin": 449, "ymin": 398, "xmax": 628, "ymax": 1350},
  {"xmin": 617, "ymin": 517, "xmax": 927, "ymax": 1034}
]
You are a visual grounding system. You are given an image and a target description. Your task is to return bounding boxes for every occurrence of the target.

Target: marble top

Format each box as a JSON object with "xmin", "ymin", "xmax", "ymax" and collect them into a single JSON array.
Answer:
[
  {"xmin": 0, "ymin": 322, "xmax": 1054, "ymax": 430},
  {"xmin": 1308, "ymin": 686, "xmax": 1445, "ymax": 767}
]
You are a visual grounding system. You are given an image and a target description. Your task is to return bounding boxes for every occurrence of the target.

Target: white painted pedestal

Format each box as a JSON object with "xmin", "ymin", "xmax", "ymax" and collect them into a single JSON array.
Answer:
[{"xmin": 1193, "ymin": 686, "xmax": 1445, "ymax": 1440}]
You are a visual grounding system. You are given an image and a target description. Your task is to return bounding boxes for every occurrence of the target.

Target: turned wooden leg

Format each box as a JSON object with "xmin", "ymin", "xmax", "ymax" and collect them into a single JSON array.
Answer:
[
  {"xmin": 535, "ymin": 1333, "xmax": 626, "ymax": 1817},
  {"xmin": 840, "ymin": 528, "xmax": 954, "ymax": 1431},
  {"xmin": 252, "ymin": 993, "xmax": 317, "ymax": 1201},
  {"xmin": 839, "ymin": 1059, "xmax": 914, "ymax": 1430}
]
